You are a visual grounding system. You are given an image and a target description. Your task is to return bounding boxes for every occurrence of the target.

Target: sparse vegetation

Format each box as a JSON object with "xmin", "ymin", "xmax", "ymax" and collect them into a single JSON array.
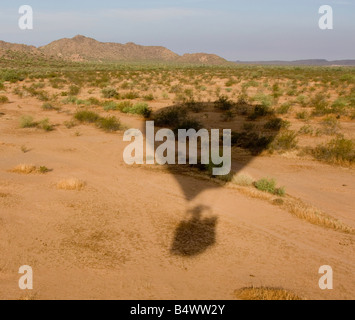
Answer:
[
  {"xmin": 312, "ymin": 137, "xmax": 355, "ymax": 164},
  {"xmin": 254, "ymin": 178, "xmax": 286, "ymax": 196},
  {"xmin": 56, "ymin": 178, "xmax": 86, "ymax": 190},
  {"xmin": 0, "ymin": 95, "xmax": 9, "ymax": 104},
  {"xmin": 96, "ymin": 116, "xmax": 122, "ymax": 132},
  {"xmin": 10, "ymin": 164, "xmax": 51, "ymax": 174},
  {"xmin": 74, "ymin": 110, "xmax": 101, "ymax": 123},
  {"xmin": 235, "ymin": 287, "xmax": 302, "ymax": 300}
]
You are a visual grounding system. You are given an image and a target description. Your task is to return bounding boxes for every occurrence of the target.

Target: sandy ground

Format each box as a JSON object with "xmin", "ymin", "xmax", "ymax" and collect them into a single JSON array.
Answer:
[{"xmin": 0, "ymin": 95, "xmax": 354, "ymax": 300}]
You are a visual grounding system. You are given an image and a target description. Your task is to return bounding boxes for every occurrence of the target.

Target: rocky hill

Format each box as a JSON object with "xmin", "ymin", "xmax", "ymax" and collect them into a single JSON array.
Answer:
[{"xmin": 0, "ymin": 35, "xmax": 229, "ymax": 65}]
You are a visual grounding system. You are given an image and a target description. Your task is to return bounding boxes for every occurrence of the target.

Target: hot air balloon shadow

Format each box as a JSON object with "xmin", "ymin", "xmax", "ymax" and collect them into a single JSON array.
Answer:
[{"xmin": 144, "ymin": 100, "xmax": 281, "ymax": 256}]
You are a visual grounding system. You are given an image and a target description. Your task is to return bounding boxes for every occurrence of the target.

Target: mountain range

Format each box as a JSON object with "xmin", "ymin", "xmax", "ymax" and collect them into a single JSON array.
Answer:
[
  {"xmin": 0, "ymin": 35, "xmax": 354, "ymax": 66},
  {"xmin": 0, "ymin": 35, "xmax": 228, "ymax": 65},
  {"xmin": 235, "ymin": 59, "xmax": 355, "ymax": 66}
]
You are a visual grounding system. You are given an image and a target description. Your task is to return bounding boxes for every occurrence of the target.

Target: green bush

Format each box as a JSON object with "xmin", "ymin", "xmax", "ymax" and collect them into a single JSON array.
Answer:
[
  {"xmin": 215, "ymin": 95, "xmax": 233, "ymax": 111},
  {"xmin": 312, "ymin": 137, "xmax": 355, "ymax": 163},
  {"xmin": 103, "ymin": 101, "xmax": 119, "ymax": 111},
  {"xmin": 122, "ymin": 91, "xmax": 140, "ymax": 100},
  {"xmin": 264, "ymin": 118, "xmax": 290, "ymax": 130},
  {"xmin": 122, "ymin": 102, "xmax": 152, "ymax": 118},
  {"xmin": 102, "ymin": 88, "xmax": 119, "ymax": 99},
  {"xmin": 269, "ymin": 131, "xmax": 298, "ymax": 151},
  {"xmin": 154, "ymin": 107, "xmax": 187, "ymax": 127},
  {"xmin": 143, "ymin": 93, "xmax": 154, "ymax": 101},
  {"xmin": 0, "ymin": 95, "xmax": 9, "ymax": 104},
  {"xmin": 320, "ymin": 116, "xmax": 340, "ymax": 135},
  {"xmin": 42, "ymin": 103, "xmax": 60, "ymax": 111},
  {"xmin": 252, "ymin": 93, "xmax": 273, "ymax": 108},
  {"xmin": 174, "ymin": 118, "xmax": 202, "ymax": 132},
  {"xmin": 231, "ymin": 131, "xmax": 272, "ymax": 154},
  {"xmin": 74, "ymin": 110, "xmax": 101, "ymax": 123},
  {"xmin": 37, "ymin": 119, "xmax": 54, "ymax": 131},
  {"xmin": 68, "ymin": 85, "xmax": 80, "ymax": 96},
  {"xmin": 248, "ymin": 104, "xmax": 271, "ymax": 120},
  {"xmin": 254, "ymin": 178, "xmax": 285, "ymax": 196},
  {"xmin": 311, "ymin": 93, "xmax": 330, "ymax": 116},
  {"xmin": 277, "ymin": 102, "xmax": 292, "ymax": 114},
  {"xmin": 96, "ymin": 116, "xmax": 121, "ymax": 132},
  {"xmin": 20, "ymin": 116, "xmax": 54, "ymax": 131},
  {"xmin": 20, "ymin": 116, "xmax": 37, "ymax": 128}
]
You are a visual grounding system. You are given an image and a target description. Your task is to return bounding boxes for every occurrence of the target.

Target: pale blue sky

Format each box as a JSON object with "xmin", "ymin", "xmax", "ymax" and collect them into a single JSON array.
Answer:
[{"xmin": 0, "ymin": 0, "xmax": 354, "ymax": 60}]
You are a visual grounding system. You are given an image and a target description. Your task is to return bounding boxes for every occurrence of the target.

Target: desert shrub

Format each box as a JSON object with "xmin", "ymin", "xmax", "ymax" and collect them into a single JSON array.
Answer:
[
  {"xmin": 264, "ymin": 118, "xmax": 290, "ymax": 130},
  {"xmin": 56, "ymin": 178, "xmax": 86, "ymax": 191},
  {"xmin": 215, "ymin": 95, "xmax": 233, "ymax": 111},
  {"xmin": 235, "ymin": 287, "xmax": 302, "ymax": 300},
  {"xmin": 96, "ymin": 116, "xmax": 121, "ymax": 132},
  {"xmin": 248, "ymin": 105, "xmax": 271, "ymax": 120},
  {"xmin": 174, "ymin": 118, "xmax": 202, "ymax": 132},
  {"xmin": 64, "ymin": 120, "xmax": 77, "ymax": 129},
  {"xmin": 143, "ymin": 93, "xmax": 154, "ymax": 101},
  {"xmin": 116, "ymin": 101, "xmax": 133, "ymax": 111},
  {"xmin": 298, "ymin": 125, "xmax": 314, "ymax": 135},
  {"xmin": 42, "ymin": 103, "xmax": 60, "ymax": 111},
  {"xmin": 225, "ymin": 78, "xmax": 237, "ymax": 87},
  {"xmin": 311, "ymin": 93, "xmax": 330, "ymax": 116},
  {"xmin": 186, "ymin": 101, "xmax": 203, "ymax": 113},
  {"xmin": 62, "ymin": 96, "xmax": 78, "ymax": 104},
  {"xmin": 296, "ymin": 111, "xmax": 310, "ymax": 121},
  {"xmin": 296, "ymin": 95, "xmax": 309, "ymax": 107},
  {"xmin": 231, "ymin": 131, "xmax": 272, "ymax": 154},
  {"xmin": 37, "ymin": 119, "xmax": 54, "ymax": 131},
  {"xmin": 193, "ymin": 157, "xmax": 232, "ymax": 181},
  {"xmin": 169, "ymin": 84, "xmax": 183, "ymax": 93},
  {"xmin": 102, "ymin": 88, "xmax": 119, "ymax": 99},
  {"xmin": 254, "ymin": 178, "xmax": 285, "ymax": 196},
  {"xmin": 272, "ymin": 83, "xmax": 283, "ymax": 99},
  {"xmin": 10, "ymin": 164, "xmax": 37, "ymax": 174},
  {"xmin": 253, "ymin": 93, "xmax": 273, "ymax": 107},
  {"xmin": 74, "ymin": 110, "xmax": 101, "ymax": 123},
  {"xmin": 87, "ymin": 97, "xmax": 101, "ymax": 106},
  {"xmin": 269, "ymin": 131, "xmax": 298, "ymax": 151},
  {"xmin": 320, "ymin": 116, "xmax": 340, "ymax": 135},
  {"xmin": 68, "ymin": 85, "xmax": 80, "ymax": 96},
  {"xmin": 122, "ymin": 102, "xmax": 152, "ymax": 118},
  {"xmin": 103, "ymin": 101, "xmax": 119, "ymax": 111},
  {"xmin": 122, "ymin": 91, "xmax": 140, "ymax": 100},
  {"xmin": 312, "ymin": 137, "xmax": 355, "ymax": 164},
  {"xmin": 221, "ymin": 110, "xmax": 235, "ymax": 122},
  {"xmin": 242, "ymin": 80, "xmax": 259, "ymax": 89},
  {"xmin": 38, "ymin": 166, "xmax": 50, "ymax": 174},
  {"xmin": 232, "ymin": 173, "xmax": 254, "ymax": 186},
  {"xmin": 0, "ymin": 95, "xmax": 9, "ymax": 104},
  {"xmin": 277, "ymin": 102, "xmax": 292, "ymax": 114},
  {"xmin": 36, "ymin": 91, "xmax": 50, "ymax": 101},
  {"xmin": 20, "ymin": 116, "xmax": 37, "ymax": 128},
  {"xmin": 154, "ymin": 107, "xmax": 187, "ymax": 127},
  {"xmin": 330, "ymin": 98, "xmax": 347, "ymax": 115},
  {"xmin": 1, "ymin": 70, "xmax": 25, "ymax": 83}
]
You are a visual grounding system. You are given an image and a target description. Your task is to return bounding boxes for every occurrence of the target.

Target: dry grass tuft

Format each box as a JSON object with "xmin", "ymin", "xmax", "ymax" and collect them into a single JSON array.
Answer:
[
  {"xmin": 283, "ymin": 197, "xmax": 355, "ymax": 234},
  {"xmin": 235, "ymin": 287, "xmax": 303, "ymax": 300},
  {"xmin": 9, "ymin": 164, "xmax": 51, "ymax": 175},
  {"xmin": 231, "ymin": 173, "xmax": 254, "ymax": 186},
  {"xmin": 56, "ymin": 178, "xmax": 86, "ymax": 191},
  {"xmin": 10, "ymin": 164, "xmax": 37, "ymax": 174}
]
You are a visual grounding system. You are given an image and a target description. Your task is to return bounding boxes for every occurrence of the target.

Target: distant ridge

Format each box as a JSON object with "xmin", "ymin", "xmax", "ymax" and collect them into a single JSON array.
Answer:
[
  {"xmin": 0, "ymin": 35, "xmax": 229, "ymax": 65},
  {"xmin": 235, "ymin": 59, "xmax": 355, "ymax": 66}
]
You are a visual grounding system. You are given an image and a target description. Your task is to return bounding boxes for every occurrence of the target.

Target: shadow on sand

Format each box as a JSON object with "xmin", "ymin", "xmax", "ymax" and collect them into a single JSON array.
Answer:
[{"xmin": 170, "ymin": 205, "xmax": 218, "ymax": 257}]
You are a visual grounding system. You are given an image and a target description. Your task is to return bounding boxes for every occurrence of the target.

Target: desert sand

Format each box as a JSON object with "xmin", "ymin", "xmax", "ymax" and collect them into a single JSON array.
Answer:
[{"xmin": 0, "ymin": 90, "xmax": 354, "ymax": 300}]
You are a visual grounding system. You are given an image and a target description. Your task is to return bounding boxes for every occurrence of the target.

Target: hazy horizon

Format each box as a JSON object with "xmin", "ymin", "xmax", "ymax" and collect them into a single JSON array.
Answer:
[{"xmin": 1, "ymin": 0, "xmax": 354, "ymax": 61}]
